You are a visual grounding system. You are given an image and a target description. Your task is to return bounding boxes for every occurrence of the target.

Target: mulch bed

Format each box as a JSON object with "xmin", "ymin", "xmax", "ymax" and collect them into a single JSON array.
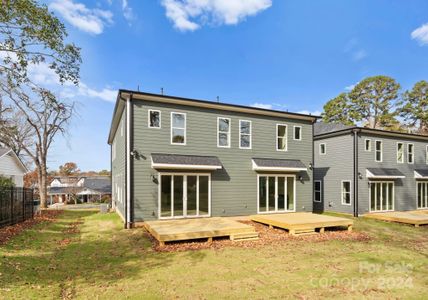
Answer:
[
  {"xmin": 0, "ymin": 210, "xmax": 62, "ymax": 245},
  {"xmin": 148, "ymin": 220, "xmax": 371, "ymax": 252}
]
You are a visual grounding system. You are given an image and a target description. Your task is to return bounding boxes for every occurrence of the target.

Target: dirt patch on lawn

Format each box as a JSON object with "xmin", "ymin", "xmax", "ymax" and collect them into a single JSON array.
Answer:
[
  {"xmin": 148, "ymin": 220, "xmax": 371, "ymax": 252},
  {"xmin": 0, "ymin": 210, "xmax": 62, "ymax": 245}
]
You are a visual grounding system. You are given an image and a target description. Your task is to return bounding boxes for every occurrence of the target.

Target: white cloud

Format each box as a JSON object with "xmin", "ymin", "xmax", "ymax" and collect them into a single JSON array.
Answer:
[
  {"xmin": 161, "ymin": 0, "xmax": 272, "ymax": 31},
  {"xmin": 27, "ymin": 62, "xmax": 116, "ymax": 102},
  {"xmin": 352, "ymin": 49, "xmax": 367, "ymax": 61},
  {"xmin": 344, "ymin": 82, "xmax": 359, "ymax": 91},
  {"xmin": 411, "ymin": 23, "xmax": 428, "ymax": 45},
  {"xmin": 49, "ymin": 0, "xmax": 113, "ymax": 35},
  {"xmin": 78, "ymin": 83, "xmax": 117, "ymax": 102},
  {"xmin": 122, "ymin": 0, "xmax": 135, "ymax": 23},
  {"xmin": 251, "ymin": 103, "xmax": 273, "ymax": 109},
  {"xmin": 344, "ymin": 38, "xmax": 367, "ymax": 62},
  {"xmin": 297, "ymin": 110, "xmax": 322, "ymax": 116}
]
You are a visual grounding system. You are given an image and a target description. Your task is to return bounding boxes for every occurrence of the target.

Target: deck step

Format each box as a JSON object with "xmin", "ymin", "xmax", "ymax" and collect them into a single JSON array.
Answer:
[
  {"xmin": 291, "ymin": 228, "xmax": 318, "ymax": 236},
  {"xmin": 230, "ymin": 232, "xmax": 259, "ymax": 241}
]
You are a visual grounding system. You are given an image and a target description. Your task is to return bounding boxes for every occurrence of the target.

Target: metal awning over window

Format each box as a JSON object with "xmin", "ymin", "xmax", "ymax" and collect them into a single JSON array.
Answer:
[
  {"xmin": 151, "ymin": 153, "xmax": 222, "ymax": 170},
  {"xmin": 251, "ymin": 158, "xmax": 307, "ymax": 172},
  {"xmin": 366, "ymin": 168, "xmax": 405, "ymax": 179},
  {"xmin": 414, "ymin": 169, "xmax": 428, "ymax": 179}
]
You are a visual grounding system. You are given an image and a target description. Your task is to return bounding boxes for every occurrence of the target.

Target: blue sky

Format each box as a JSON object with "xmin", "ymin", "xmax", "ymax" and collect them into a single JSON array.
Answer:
[{"xmin": 39, "ymin": 0, "xmax": 428, "ymax": 171}]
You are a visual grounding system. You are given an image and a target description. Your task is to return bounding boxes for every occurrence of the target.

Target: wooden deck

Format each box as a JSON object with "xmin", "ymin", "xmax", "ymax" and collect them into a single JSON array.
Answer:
[
  {"xmin": 364, "ymin": 211, "xmax": 428, "ymax": 227},
  {"xmin": 251, "ymin": 212, "xmax": 353, "ymax": 235},
  {"xmin": 143, "ymin": 217, "xmax": 258, "ymax": 246}
]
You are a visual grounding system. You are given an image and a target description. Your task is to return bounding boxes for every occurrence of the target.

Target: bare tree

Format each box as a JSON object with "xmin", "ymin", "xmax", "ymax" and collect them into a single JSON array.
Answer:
[{"xmin": 0, "ymin": 86, "xmax": 74, "ymax": 208}]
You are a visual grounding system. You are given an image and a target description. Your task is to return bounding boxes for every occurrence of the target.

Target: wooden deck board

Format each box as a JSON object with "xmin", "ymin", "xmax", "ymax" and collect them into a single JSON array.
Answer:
[
  {"xmin": 364, "ymin": 211, "xmax": 428, "ymax": 226},
  {"xmin": 250, "ymin": 213, "xmax": 353, "ymax": 233},
  {"xmin": 144, "ymin": 217, "xmax": 256, "ymax": 242}
]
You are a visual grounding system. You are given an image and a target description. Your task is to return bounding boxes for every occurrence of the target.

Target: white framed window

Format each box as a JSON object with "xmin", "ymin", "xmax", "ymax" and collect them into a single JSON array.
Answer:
[
  {"xmin": 365, "ymin": 139, "xmax": 371, "ymax": 151},
  {"xmin": 314, "ymin": 180, "xmax": 322, "ymax": 203},
  {"xmin": 293, "ymin": 126, "xmax": 302, "ymax": 141},
  {"xmin": 276, "ymin": 124, "xmax": 288, "ymax": 151},
  {"xmin": 341, "ymin": 181, "xmax": 351, "ymax": 205},
  {"xmin": 319, "ymin": 143, "xmax": 326, "ymax": 155},
  {"xmin": 370, "ymin": 181, "xmax": 394, "ymax": 212},
  {"xmin": 217, "ymin": 117, "xmax": 231, "ymax": 148},
  {"xmin": 375, "ymin": 140, "xmax": 382, "ymax": 162},
  {"xmin": 426, "ymin": 145, "xmax": 428, "ymax": 165},
  {"xmin": 239, "ymin": 120, "xmax": 252, "ymax": 149},
  {"xmin": 112, "ymin": 140, "xmax": 116, "ymax": 161},
  {"xmin": 257, "ymin": 175, "xmax": 296, "ymax": 213},
  {"xmin": 397, "ymin": 142, "xmax": 404, "ymax": 164},
  {"xmin": 148, "ymin": 110, "xmax": 161, "ymax": 128},
  {"xmin": 407, "ymin": 143, "xmax": 414, "ymax": 164},
  {"xmin": 171, "ymin": 112, "xmax": 186, "ymax": 145}
]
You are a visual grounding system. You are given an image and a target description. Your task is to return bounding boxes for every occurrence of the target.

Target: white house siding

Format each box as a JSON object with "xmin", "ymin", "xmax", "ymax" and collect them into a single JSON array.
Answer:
[{"xmin": 0, "ymin": 153, "xmax": 25, "ymax": 187}]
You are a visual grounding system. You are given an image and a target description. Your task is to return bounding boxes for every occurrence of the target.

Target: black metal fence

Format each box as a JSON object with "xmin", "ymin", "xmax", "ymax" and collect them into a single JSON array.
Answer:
[{"xmin": 0, "ymin": 188, "xmax": 34, "ymax": 228}]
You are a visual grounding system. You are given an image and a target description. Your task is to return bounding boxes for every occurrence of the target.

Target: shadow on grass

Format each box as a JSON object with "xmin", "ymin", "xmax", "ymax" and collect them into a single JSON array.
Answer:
[{"xmin": 0, "ymin": 210, "xmax": 207, "ymax": 293}]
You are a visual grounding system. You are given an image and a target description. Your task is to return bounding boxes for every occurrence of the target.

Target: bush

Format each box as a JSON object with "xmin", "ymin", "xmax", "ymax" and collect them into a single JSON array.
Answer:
[{"xmin": 0, "ymin": 175, "xmax": 15, "ymax": 189}]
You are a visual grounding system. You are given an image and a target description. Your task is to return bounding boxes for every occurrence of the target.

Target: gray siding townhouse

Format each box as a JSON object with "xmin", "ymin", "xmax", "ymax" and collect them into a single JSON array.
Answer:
[
  {"xmin": 108, "ymin": 90, "xmax": 318, "ymax": 227},
  {"xmin": 314, "ymin": 123, "xmax": 428, "ymax": 216}
]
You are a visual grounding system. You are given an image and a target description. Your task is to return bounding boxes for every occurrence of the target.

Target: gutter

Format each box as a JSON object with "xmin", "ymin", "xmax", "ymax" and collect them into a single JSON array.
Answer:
[
  {"xmin": 125, "ymin": 93, "xmax": 133, "ymax": 228},
  {"xmin": 352, "ymin": 128, "xmax": 361, "ymax": 217}
]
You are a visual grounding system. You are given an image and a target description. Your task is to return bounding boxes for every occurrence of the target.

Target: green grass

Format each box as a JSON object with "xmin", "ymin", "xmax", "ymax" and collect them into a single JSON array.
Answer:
[{"xmin": 1, "ymin": 211, "xmax": 427, "ymax": 299}]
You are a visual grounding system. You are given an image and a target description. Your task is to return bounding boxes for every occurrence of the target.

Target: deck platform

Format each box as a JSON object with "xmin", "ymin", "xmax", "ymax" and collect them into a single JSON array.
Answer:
[
  {"xmin": 364, "ymin": 211, "xmax": 428, "ymax": 227},
  {"xmin": 250, "ymin": 212, "xmax": 353, "ymax": 235},
  {"xmin": 143, "ymin": 217, "xmax": 258, "ymax": 246}
]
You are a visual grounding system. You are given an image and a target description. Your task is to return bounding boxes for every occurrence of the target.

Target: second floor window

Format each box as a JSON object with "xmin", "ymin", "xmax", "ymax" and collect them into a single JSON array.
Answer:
[
  {"xmin": 365, "ymin": 139, "xmax": 371, "ymax": 151},
  {"xmin": 426, "ymin": 145, "xmax": 428, "ymax": 164},
  {"xmin": 218, "ymin": 117, "xmax": 231, "ymax": 147},
  {"xmin": 171, "ymin": 112, "xmax": 186, "ymax": 145},
  {"xmin": 294, "ymin": 126, "xmax": 302, "ymax": 141},
  {"xmin": 319, "ymin": 143, "xmax": 326, "ymax": 155},
  {"xmin": 276, "ymin": 124, "xmax": 287, "ymax": 151},
  {"xmin": 408, "ymin": 143, "xmax": 414, "ymax": 164},
  {"xmin": 397, "ymin": 143, "xmax": 404, "ymax": 163},
  {"xmin": 375, "ymin": 140, "xmax": 382, "ymax": 162},
  {"xmin": 239, "ymin": 120, "xmax": 251, "ymax": 149},
  {"xmin": 149, "ymin": 110, "xmax": 161, "ymax": 128}
]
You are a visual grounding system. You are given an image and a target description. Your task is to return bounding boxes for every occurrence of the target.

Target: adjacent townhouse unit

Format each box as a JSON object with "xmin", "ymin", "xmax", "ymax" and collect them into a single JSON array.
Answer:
[
  {"xmin": 108, "ymin": 90, "xmax": 319, "ymax": 227},
  {"xmin": 313, "ymin": 123, "xmax": 428, "ymax": 216},
  {"xmin": 0, "ymin": 147, "xmax": 27, "ymax": 187},
  {"xmin": 48, "ymin": 176, "xmax": 111, "ymax": 204}
]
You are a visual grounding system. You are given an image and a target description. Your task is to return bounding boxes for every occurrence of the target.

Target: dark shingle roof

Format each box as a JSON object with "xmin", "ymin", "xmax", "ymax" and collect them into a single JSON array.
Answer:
[
  {"xmin": 83, "ymin": 177, "xmax": 111, "ymax": 194},
  {"xmin": 252, "ymin": 158, "xmax": 307, "ymax": 169},
  {"xmin": 415, "ymin": 169, "xmax": 428, "ymax": 177},
  {"xmin": 151, "ymin": 153, "xmax": 222, "ymax": 167},
  {"xmin": 314, "ymin": 122, "xmax": 354, "ymax": 136},
  {"xmin": 0, "ymin": 147, "xmax": 11, "ymax": 157},
  {"xmin": 367, "ymin": 168, "xmax": 405, "ymax": 178}
]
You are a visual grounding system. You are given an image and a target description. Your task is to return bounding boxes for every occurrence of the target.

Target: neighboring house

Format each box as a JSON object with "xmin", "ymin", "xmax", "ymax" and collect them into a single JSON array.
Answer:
[
  {"xmin": 0, "ymin": 147, "xmax": 27, "ymax": 187},
  {"xmin": 108, "ymin": 90, "xmax": 318, "ymax": 227},
  {"xmin": 314, "ymin": 122, "xmax": 428, "ymax": 216},
  {"xmin": 48, "ymin": 176, "xmax": 111, "ymax": 204}
]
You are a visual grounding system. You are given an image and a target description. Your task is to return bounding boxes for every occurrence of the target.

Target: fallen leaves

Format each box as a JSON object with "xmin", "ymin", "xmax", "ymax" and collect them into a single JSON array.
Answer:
[
  {"xmin": 149, "ymin": 221, "xmax": 371, "ymax": 252},
  {"xmin": 0, "ymin": 210, "xmax": 62, "ymax": 245}
]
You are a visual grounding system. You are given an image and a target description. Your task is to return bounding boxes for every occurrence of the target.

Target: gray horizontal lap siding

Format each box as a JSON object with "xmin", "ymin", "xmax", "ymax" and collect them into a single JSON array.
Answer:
[
  {"xmin": 132, "ymin": 100, "xmax": 314, "ymax": 221},
  {"xmin": 357, "ymin": 133, "xmax": 428, "ymax": 214},
  {"xmin": 112, "ymin": 109, "xmax": 126, "ymax": 220},
  {"xmin": 314, "ymin": 134, "xmax": 354, "ymax": 214}
]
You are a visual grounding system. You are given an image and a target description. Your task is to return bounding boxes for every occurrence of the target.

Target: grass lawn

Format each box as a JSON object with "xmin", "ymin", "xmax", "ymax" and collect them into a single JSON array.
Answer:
[{"xmin": 1, "ymin": 210, "xmax": 427, "ymax": 299}]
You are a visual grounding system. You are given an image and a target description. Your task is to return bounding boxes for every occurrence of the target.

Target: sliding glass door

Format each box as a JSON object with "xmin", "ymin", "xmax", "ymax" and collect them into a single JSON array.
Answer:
[
  {"xmin": 417, "ymin": 182, "xmax": 428, "ymax": 209},
  {"xmin": 160, "ymin": 174, "xmax": 210, "ymax": 219},
  {"xmin": 258, "ymin": 175, "xmax": 295, "ymax": 213},
  {"xmin": 369, "ymin": 182, "xmax": 394, "ymax": 212}
]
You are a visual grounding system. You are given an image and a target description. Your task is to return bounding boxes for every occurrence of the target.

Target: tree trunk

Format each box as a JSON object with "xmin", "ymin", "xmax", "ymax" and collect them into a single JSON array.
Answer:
[{"xmin": 38, "ymin": 160, "xmax": 48, "ymax": 208}]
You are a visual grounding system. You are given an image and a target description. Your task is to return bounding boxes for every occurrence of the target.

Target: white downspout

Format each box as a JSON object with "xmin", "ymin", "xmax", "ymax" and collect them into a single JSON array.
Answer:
[{"xmin": 126, "ymin": 96, "xmax": 132, "ymax": 227}]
